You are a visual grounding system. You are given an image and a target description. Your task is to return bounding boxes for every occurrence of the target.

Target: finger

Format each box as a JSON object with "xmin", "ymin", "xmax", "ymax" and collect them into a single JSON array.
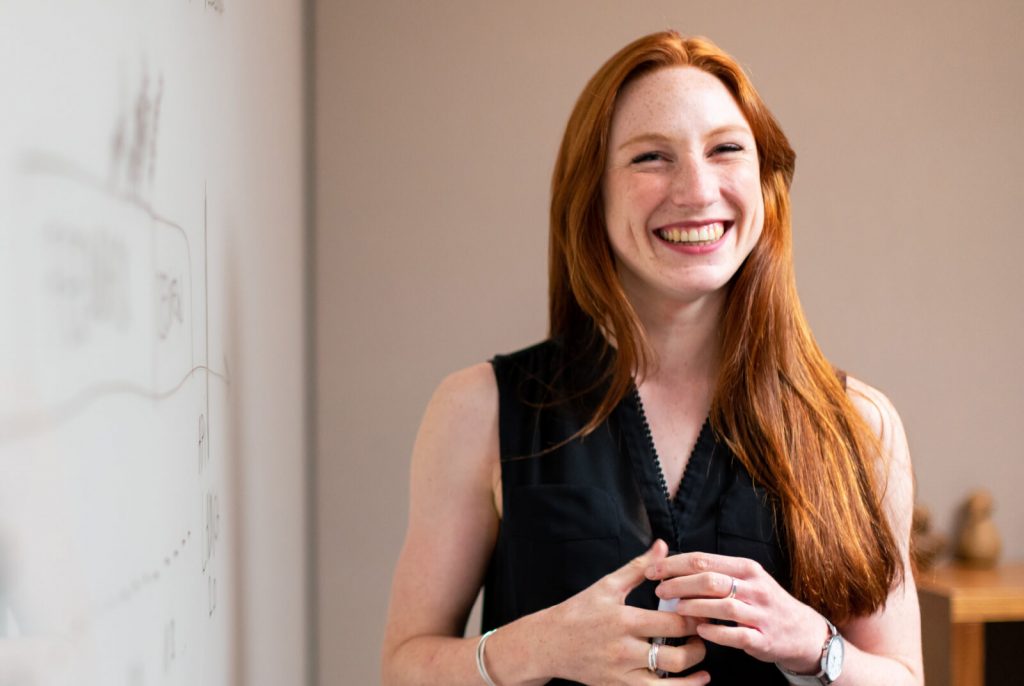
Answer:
[
  {"xmin": 606, "ymin": 539, "xmax": 669, "ymax": 597},
  {"xmin": 645, "ymin": 551, "xmax": 761, "ymax": 581},
  {"xmin": 623, "ymin": 607, "xmax": 693, "ymax": 638},
  {"xmin": 655, "ymin": 571, "xmax": 738, "ymax": 602},
  {"xmin": 696, "ymin": 621, "xmax": 762, "ymax": 655},
  {"xmin": 676, "ymin": 597, "xmax": 756, "ymax": 626},
  {"xmin": 631, "ymin": 669, "xmax": 710, "ymax": 686},
  {"xmin": 649, "ymin": 637, "xmax": 708, "ymax": 675},
  {"xmin": 660, "ymin": 674, "xmax": 710, "ymax": 686},
  {"xmin": 679, "ymin": 614, "xmax": 705, "ymax": 636},
  {"xmin": 646, "ymin": 609, "xmax": 707, "ymax": 637}
]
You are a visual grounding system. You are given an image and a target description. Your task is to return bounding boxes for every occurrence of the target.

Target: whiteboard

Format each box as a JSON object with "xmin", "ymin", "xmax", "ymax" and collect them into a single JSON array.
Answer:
[{"xmin": 0, "ymin": 2, "xmax": 308, "ymax": 685}]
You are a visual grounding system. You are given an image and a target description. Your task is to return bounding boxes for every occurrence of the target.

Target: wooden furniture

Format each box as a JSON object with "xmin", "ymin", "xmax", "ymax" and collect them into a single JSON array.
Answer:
[{"xmin": 917, "ymin": 562, "xmax": 1024, "ymax": 686}]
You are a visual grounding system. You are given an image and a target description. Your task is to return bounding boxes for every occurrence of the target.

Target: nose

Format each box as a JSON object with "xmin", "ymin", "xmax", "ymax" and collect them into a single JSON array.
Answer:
[{"xmin": 669, "ymin": 155, "xmax": 718, "ymax": 209}]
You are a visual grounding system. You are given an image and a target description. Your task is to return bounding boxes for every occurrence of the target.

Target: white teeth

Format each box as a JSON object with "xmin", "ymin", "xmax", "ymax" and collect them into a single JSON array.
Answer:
[{"xmin": 658, "ymin": 222, "xmax": 725, "ymax": 245}]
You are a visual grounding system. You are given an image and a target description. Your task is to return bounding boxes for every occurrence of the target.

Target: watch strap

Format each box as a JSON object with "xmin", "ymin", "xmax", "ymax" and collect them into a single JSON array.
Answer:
[
  {"xmin": 776, "ymin": 619, "xmax": 838, "ymax": 685},
  {"xmin": 778, "ymin": 672, "xmax": 826, "ymax": 686}
]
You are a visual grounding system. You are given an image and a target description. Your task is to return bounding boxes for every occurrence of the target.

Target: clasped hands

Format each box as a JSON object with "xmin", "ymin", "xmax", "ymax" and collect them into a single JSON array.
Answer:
[{"xmin": 542, "ymin": 539, "xmax": 827, "ymax": 685}]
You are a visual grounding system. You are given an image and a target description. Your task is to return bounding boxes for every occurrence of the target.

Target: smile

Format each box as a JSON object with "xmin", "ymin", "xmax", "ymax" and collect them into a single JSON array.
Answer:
[{"xmin": 654, "ymin": 222, "xmax": 726, "ymax": 246}]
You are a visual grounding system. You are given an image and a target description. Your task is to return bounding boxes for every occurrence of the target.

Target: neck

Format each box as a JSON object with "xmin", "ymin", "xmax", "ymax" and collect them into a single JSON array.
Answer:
[{"xmin": 629, "ymin": 289, "xmax": 725, "ymax": 390}]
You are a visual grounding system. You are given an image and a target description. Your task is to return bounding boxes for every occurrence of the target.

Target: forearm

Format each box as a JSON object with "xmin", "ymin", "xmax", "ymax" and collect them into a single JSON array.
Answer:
[
  {"xmin": 830, "ymin": 641, "xmax": 922, "ymax": 686},
  {"xmin": 773, "ymin": 614, "xmax": 921, "ymax": 686},
  {"xmin": 382, "ymin": 608, "xmax": 554, "ymax": 686}
]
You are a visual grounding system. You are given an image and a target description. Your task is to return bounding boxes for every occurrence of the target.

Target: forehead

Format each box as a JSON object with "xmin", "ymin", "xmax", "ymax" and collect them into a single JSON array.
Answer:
[{"xmin": 610, "ymin": 66, "xmax": 750, "ymax": 140}]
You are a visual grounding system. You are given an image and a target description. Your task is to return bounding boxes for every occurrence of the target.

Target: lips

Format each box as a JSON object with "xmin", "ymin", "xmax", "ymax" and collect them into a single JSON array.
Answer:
[{"xmin": 654, "ymin": 221, "xmax": 727, "ymax": 245}]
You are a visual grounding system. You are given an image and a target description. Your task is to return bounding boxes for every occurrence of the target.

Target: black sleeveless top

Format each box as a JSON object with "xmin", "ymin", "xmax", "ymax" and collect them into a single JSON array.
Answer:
[{"xmin": 483, "ymin": 339, "xmax": 790, "ymax": 685}]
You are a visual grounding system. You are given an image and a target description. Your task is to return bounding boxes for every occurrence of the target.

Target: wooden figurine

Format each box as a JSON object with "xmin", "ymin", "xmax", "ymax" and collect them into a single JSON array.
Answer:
[{"xmin": 953, "ymin": 489, "xmax": 1002, "ymax": 569}]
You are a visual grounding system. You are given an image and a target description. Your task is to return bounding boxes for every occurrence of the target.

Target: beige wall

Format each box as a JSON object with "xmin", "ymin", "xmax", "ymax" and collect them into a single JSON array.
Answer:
[{"xmin": 314, "ymin": 1, "xmax": 1024, "ymax": 682}]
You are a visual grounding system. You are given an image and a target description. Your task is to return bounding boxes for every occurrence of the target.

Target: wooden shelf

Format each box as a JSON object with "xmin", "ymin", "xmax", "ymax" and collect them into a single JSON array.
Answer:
[
  {"xmin": 917, "ymin": 562, "xmax": 1024, "ymax": 686},
  {"xmin": 917, "ymin": 563, "xmax": 1024, "ymax": 623}
]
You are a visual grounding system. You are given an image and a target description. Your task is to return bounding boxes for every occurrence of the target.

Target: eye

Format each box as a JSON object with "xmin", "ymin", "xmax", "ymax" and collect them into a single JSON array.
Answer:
[
  {"xmin": 710, "ymin": 143, "xmax": 744, "ymax": 155},
  {"xmin": 630, "ymin": 151, "xmax": 669, "ymax": 164}
]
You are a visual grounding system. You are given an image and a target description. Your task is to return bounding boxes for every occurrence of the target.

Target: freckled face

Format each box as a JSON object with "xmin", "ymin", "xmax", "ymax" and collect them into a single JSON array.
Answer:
[{"xmin": 602, "ymin": 66, "xmax": 764, "ymax": 306}]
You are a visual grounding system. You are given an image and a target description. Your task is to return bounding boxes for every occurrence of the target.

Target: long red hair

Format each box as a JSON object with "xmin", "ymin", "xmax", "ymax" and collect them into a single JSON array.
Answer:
[{"xmin": 549, "ymin": 31, "xmax": 900, "ymax": 622}]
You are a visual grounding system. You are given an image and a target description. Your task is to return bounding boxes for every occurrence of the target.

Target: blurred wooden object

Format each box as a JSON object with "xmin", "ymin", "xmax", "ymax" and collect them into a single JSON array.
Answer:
[
  {"xmin": 917, "ymin": 562, "xmax": 1024, "ymax": 686},
  {"xmin": 954, "ymin": 489, "xmax": 1002, "ymax": 568},
  {"xmin": 912, "ymin": 503, "xmax": 947, "ymax": 571}
]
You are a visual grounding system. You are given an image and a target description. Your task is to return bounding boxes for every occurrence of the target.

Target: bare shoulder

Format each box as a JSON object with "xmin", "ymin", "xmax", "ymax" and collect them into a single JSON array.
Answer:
[
  {"xmin": 405, "ymin": 361, "xmax": 501, "ymax": 582},
  {"xmin": 428, "ymin": 362, "xmax": 498, "ymax": 423},
  {"xmin": 845, "ymin": 375, "xmax": 912, "ymax": 471},
  {"xmin": 845, "ymin": 375, "xmax": 901, "ymax": 444},
  {"xmin": 412, "ymin": 362, "xmax": 499, "ymax": 489},
  {"xmin": 844, "ymin": 375, "xmax": 914, "ymax": 532}
]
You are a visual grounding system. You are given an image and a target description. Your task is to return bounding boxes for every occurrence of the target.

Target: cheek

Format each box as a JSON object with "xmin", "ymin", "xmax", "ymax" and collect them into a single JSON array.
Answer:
[
  {"xmin": 725, "ymin": 170, "xmax": 764, "ymax": 229},
  {"xmin": 604, "ymin": 178, "xmax": 661, "ymax": 237},
  {"xmin": 629, "ymin": 175, "xmax": 669, "ymax": 202}
]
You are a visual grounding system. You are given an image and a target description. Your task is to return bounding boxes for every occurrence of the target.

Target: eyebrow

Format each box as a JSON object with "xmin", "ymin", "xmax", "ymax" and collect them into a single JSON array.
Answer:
[{"xmin": 616, "ymin": 124, "xmax": 753, "ymax": 151}]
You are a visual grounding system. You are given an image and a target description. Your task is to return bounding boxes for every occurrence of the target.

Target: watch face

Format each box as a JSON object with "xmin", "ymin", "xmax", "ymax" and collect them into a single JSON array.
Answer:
[{"xmin": 825, "ymin": 635, "xmax": 844, "ymax": 679}]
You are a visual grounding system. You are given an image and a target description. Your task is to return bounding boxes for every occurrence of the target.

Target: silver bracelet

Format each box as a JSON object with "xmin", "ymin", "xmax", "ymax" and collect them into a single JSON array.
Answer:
[{"xmin": 475, "ymin": 629, "xmax": 499, "ymax": 686}]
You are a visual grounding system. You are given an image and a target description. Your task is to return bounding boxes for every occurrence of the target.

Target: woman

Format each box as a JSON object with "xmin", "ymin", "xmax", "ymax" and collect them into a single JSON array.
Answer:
[{"xmin": 381, "ymin": 31, "xmax": 922, "ymax": 685}]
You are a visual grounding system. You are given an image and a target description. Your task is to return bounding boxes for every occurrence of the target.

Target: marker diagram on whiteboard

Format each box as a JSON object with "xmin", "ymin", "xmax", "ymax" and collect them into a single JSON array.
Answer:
[{"xmin": 1, "ymin": 4, "xmax": 239, "ymax": 685}]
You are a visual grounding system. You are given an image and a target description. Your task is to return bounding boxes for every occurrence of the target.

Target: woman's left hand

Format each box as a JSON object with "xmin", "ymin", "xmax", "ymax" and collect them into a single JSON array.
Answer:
[{"xmin": 644, "ymin": 551, "xmax": 829, "ymax": 674}]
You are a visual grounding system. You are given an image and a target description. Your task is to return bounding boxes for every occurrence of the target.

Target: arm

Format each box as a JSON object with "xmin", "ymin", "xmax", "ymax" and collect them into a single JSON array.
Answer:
[
  {"xmin": 829, "ymin": 377, "xmax": 922, "ymax": 685},
  {"xmin": 380, "ymin": 363, "xmax": 531, "ymax": 686},
  {"xmin": 645, "ymin": 378, "xmax": 923, "ymax": 685},
  {"xmin": 381, "ymin": 364, "xmax": 709, "ymax": 685}
]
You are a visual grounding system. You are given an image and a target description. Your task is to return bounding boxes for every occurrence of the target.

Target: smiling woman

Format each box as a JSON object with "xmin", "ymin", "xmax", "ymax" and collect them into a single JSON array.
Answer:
[{"xmin": 381, "ymin": 30, "xmax": 922, "ymax": 686}]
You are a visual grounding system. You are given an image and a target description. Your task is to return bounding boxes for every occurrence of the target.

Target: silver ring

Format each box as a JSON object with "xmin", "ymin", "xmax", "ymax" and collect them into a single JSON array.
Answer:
[
  {"xmin": 647, "ymin": 640, "xmax": 660, "ymax": 672},
  {"xmin": 726, "ymin": 576, "xmax": 738, "ymax": 600}
]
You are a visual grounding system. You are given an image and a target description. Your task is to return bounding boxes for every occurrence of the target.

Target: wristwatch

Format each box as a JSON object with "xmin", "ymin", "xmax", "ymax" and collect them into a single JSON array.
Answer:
[{"xmin": 777, "ymin": 619, "xmax": 844, "ymax": 685}]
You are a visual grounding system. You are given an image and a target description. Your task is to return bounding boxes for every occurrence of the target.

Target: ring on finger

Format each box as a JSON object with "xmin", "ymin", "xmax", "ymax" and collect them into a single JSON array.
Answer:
[
  {"xmin": 647, "ymin": 640, "xmax": 660, "ymax": 673},
  {"xmin": 726, "ymin": 576, "xmax": 738, "ymax": 600}
]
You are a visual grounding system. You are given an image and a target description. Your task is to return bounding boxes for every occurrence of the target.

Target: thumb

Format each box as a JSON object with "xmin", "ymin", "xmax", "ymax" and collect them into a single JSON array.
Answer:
[{"xmin": 605, "ymin": 539, "xmax": 668, "ymax": 598}]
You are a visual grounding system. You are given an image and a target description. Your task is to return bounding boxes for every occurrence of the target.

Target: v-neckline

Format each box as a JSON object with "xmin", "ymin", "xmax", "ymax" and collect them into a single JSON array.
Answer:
[{"xmin": 618, "ymin": 386, "xmax": 716, "ymax": 551}]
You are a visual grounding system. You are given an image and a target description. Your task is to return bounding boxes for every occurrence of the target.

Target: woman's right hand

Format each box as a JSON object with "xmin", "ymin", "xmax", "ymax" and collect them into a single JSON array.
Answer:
[{"xmin": 535, "ymin": 539, "xmax": 710, "ymax": 685}]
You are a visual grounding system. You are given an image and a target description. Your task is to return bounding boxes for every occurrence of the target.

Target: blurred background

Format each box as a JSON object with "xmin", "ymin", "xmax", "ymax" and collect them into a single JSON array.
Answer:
[{"xmin": 316, "ymin": 1, "xmax": 1024, "ymax": 683}]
